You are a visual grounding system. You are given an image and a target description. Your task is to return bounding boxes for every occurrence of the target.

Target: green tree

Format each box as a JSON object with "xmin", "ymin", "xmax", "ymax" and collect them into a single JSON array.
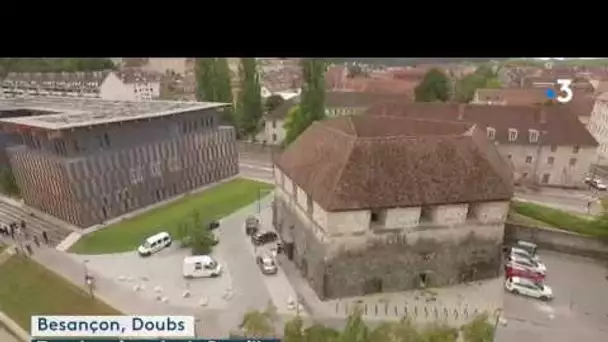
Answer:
[
  {"xmin": 238, "ymin": 303, "xmax": 277, "ymax": 338},
  {"xmin": 419, "ymin": 323, "xmax": 459, "ymax": 342},
  {"xmin": 195, "ymin": 58, "xmax": 235, "ymax": 125},
  {"xmin": 454, "ymin": 66, "xmax": 502, "ymax": 103},
  {"xmin": 461, "ymin": 314, "xmax": 494, "ymax": 342},
  {"xmin": 235, "ymin": 58, "xmax": 263, "ymax": 139},
  {"xmin": 283, "ymin": 59, "xmax": 326, "ymax": 146},
  {"xmin": 283, "ymin": 316, "xmax": 305, "ymax": 342},
  {"xmin": 265, "ymin": 94, "xmax": 285, "ymax": 113},
  {"xmin": 369, "ymin": 319, "xmax": 420, "ymax": 342},
  {"xmin": 303, "ymin": 323, "xmax": 340, "ymax": 342},
  {"xmin": 338, "ymin": 307, "xmax": 369, "ymax": 342},
  {"xmin": 0, "ymin": 168, "xmax": 20, "ymax": 197},
  {"xmin": 415, "ymin": 69, "xmax": 450, "ymax": 102},
  {"xmin": 177, "ymin": 211, "xmax": 216, "ymax": 255},
  {"xmin": 0, "ymin": 58, "xmax": 115, "ymax": 76}
]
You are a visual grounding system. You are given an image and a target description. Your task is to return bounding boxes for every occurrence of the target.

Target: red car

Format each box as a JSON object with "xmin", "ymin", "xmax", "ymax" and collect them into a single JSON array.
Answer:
[{"xmin": 505, "ymin": 264, "xmax": 545, "ymax": 282}]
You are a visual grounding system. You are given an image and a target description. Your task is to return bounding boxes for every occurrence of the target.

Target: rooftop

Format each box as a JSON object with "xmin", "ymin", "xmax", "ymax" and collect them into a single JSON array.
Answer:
[
  {"xmin": 365, "ymin": 102, "xmax": 598, "ymax": 147},
  {"xmin": 0, "ymin": 96, "xmax": 229, "ymax": 130},
  {"xmin": 276, "ymin": 115, "xmax": 514, "ymax": 211}
]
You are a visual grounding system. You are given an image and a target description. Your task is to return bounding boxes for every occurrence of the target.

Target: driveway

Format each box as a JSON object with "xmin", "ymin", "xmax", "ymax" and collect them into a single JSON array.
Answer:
[{"xmin": 496, "ymin": 251, "xmax": 608, "ymax": 342}]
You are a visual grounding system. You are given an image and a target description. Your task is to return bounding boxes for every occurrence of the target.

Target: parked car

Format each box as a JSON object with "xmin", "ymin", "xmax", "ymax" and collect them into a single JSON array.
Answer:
[
  {"xmin": 138, "ymin": 232, "xmax": 172, "ymax": 257},
  {"xmin": 505, "ymin": 263, "xmax": 545, "ymax": 282},
  {"xmin": 251, "ymin": 231, "xmax": 279, "ymax": 246},
  {"xmin": 585, "ymin": 177, "xmax": 607, "ymax": 190},
  {"xmin": 505, "ymin": 276, "xmax": 553, "ymax": 301},
  {"xmin": 245, "ymin": 215, "xmax": 260, "ymax": 235},
  {"xmin": 256, "ymin": 254, "xmax": 278, "ymax": 275},
  {"xmin": 510, "ymin": 246, "xmax": 541, "ymax": 262},
  {"xmin": 515, "ymin": 240, "xmax": 538, "ymax": 256},
  {"xmin": 507, "ymin": 254, "xmax": 547, "ymax": 274},
  {"xmin": 182, "ymin": 255, "xmax": 222, "ymax": 279}
]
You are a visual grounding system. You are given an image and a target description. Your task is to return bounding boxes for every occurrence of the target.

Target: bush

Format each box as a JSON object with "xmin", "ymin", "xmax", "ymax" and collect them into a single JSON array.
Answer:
[{"xmin": 175, "ymin": 211, "xmax": 216, "ymax": 255}]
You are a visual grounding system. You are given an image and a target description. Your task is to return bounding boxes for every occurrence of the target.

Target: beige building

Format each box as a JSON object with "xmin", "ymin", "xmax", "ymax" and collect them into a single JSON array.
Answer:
[
  {"xmin": 1, "ymin": 70, "xmax": 161, "ymax": 101},
  {"xmin": 259, "ymin": 91, "xmax": 410, "ymax": 144},
  {"xmin": 367, "ymin": 102, "xmax": 598, "ymax": 187},
  {"xmin": 588, "ymin": 92, "xmax": 608, "ymax": 161},
  {"xmin": 273, "ymin": 115, "xmax": 513, "ymax": 299}
]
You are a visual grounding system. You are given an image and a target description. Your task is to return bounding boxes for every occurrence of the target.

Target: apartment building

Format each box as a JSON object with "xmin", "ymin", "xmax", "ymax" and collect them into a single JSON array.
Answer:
[
  {"xmin": 588, "ymin": 92, "xmax": 608, "ymax": 160},
  {"xmin": 366, "ymin": 102, "xmax": 598, "ymax": 187},
  {"xmin": 1, "ymin": 70, "xmax": 161, "ymax": 101},
  {"xmin": 272, "ymin": 115, "xmax": 513, "ymax": 299},
  {"xmin": 0, "ymin": 97, "xmax": 238, "ymax": 227}
]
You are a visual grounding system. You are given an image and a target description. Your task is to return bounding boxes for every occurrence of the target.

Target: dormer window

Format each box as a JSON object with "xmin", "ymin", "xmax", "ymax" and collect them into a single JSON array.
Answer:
[
  {"xmin": 529, "ymin": 129, "xmax": 539, "ymax": 143},
  {"xmin": 486, "ymin": 127, "xmax": 496, "ymax": 140},
  {"xmin": 508, "ymin": 128, "xmax": 518, "ymax": 142}
]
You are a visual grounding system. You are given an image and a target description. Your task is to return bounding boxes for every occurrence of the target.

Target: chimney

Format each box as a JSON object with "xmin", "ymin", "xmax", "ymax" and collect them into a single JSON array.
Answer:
[
  {"xmin": 540, "ymin": 107, "xmax": 548, "ymax": 124},
  {"xmin": 457, "ymin": 103, "xmax": 466, "ymax": 120}
]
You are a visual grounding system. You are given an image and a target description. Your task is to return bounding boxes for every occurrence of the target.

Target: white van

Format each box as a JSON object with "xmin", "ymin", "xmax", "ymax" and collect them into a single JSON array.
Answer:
[
  {"xmin": 182, "ymin": 255, "xmax": 222, "ymax": 279},
  {"xmin": 137, "ymin": 232, "xmax": 172, "ymax": 257}
]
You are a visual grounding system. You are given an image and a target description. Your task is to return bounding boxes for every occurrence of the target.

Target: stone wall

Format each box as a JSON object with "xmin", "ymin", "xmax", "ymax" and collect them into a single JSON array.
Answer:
[
  {"xmin": 505, "ymin": 223, "xmax": 608, "ymax": 260},
  {"xmin": 275, "ymin": 197, "xmax": 503, "ymax": 300}
]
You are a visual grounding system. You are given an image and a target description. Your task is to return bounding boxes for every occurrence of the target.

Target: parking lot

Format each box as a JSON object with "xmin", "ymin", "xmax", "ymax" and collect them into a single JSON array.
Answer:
[
  {"xmin": 69, "ymin": 194, "xmax": 302, "ymax": 318},
  {"xmin": 497, "ymin": 250, "xmax": 608, "ymax": 342}
]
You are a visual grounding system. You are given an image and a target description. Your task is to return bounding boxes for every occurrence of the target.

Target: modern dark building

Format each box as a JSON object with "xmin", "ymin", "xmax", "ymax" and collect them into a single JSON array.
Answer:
[{"xmin": 0, "ymin": 97, "xmax": 238, "ymax": 227}]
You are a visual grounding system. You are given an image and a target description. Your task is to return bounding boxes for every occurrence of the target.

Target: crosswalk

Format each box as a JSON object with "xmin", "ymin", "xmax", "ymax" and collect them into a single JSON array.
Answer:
[{"xmin": 0, "ymin": 202, "xmax": 71, "ymax": 247}]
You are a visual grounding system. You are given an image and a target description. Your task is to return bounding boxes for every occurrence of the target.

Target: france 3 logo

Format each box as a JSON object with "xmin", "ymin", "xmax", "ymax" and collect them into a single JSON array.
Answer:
[{"xmin": 545, "ymin": 79, "xmax": 574, "ymax": 104}]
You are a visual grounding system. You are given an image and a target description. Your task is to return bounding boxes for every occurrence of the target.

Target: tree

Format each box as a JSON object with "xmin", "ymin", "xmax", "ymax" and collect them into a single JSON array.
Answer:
[
  {"xmin": 0, "ymin": 58, "xmax": 115, "ymax": 76},
  {"xmin": 415, "ymin": 69, "xmax": 450, "ymax": 102},
  {"xmin": 419, "ymin": 323, "xmax": 459, "ymax": 342},
  {"xmin": 235, "ymin": 58, "xmax": 263, "ymax": 139},
  {"xmin": 303, "ymin": 323, "xmax": 340, "ymax": 342},
  {"xmin": 338, "ymin": 307, "xmax": 369, "ymax": 342},
  {"xmin": 0, "ymin": 168, "xmax": 19, "ymax": 197},
  {"xmin": 454, "ymin": 66, "xmax": 502, "ymax": 103},
  {"xmin": 369, "ymin": 319, "xmax": 420, "ymax": 342},
  {"xmin": 265, "ymin": 94, "xmax": 285, "ymax": 113},
  {"xmin": 283, "ymin": 316, "xmax": 305, "ymax": 342},
  {"xmin": 238, "ymin": 303, "xmax": 277, "ymax": 338},
  {"xmin": 283, "ymin": 59, "xmax": 326, "ymax": 146},
  {"xmin": 195, "ymin": 58, "xmax": 235, "ymax": 125},
  {"xmin": 461, "ymin": 314, "xmax": 494, "ymax": 342},
  {"xmin": 176, "ymin": 211, "xmax": 216, "ymax": 255}
]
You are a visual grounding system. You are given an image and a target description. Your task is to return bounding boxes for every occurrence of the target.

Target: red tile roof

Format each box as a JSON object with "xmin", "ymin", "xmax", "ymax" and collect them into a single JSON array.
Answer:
[
  {"xmin": 276, "ymin": 115, "xmax": 514, "ymax": 211},
  {"xmin": 365, "ymin": 102, "xmax": 598, "ymax": 147}
]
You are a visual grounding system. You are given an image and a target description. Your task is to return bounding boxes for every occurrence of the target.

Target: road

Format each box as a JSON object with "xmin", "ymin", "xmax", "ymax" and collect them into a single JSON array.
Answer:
[{"xmin": 496, "ymin": 251, "xmax": 608, "ymax": 342}]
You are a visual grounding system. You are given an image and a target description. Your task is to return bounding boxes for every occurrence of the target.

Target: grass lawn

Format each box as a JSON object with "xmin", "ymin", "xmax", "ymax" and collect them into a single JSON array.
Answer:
[
  {"xmin": 0, "ymin": 256, "xmax": 120, "ymax": 331},
  {"xmin": 511, "ymin": 201, "xmax": 608, "ymax": 238},
  {"xmin": 70, "ymin": 178, "xmax": 274, "ymax": 254}
]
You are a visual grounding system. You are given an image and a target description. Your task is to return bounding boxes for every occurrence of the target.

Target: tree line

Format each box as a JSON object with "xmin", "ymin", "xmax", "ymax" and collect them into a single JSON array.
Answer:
[
  {"xmin": 234, "ymin": 305, "xmax": 495, "ymax": 342},
  {"xmin": 195, "ymin": 58, "xmax": 326, "ymax": 146},
  {"xmin": 414, "ymin": 65, "xmax": 502, "ymax": 103}
]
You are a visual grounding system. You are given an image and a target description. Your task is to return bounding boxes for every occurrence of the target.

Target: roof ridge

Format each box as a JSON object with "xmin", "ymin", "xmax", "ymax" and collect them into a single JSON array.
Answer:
[{"xmin": 327, "ymin": 129, "xmax": 357, "ymax": 210}]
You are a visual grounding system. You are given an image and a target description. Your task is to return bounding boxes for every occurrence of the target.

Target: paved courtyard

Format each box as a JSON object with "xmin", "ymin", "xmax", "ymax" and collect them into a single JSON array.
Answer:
[
  {"xmin": 496, "ymin": 250, "xmax": 608, "ymax": 342},
  {"xmin": 69, "ymin": 194, "xmax": 303, "ymax": 317}
]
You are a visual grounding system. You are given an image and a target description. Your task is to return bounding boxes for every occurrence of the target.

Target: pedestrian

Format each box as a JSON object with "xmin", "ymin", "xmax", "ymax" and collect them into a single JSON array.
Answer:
[
  {"xmin": 25, "ymin": 244, "xmax": 33, "ymax": 256},
  {"xmin": 9, "ymin": 225, "xmax": 15, "ymax": 240},
  {"xmin": 33, "ymin": 235, "xmax": 40, "ymax": 247},
  {"xmin": 42, "ymin": 230, "xmax": 49, "ymax": 244}
]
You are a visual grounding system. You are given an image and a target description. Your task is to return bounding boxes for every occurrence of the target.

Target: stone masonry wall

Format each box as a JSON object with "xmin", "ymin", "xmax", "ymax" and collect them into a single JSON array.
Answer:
[{"xmin": 274, "ymin": 197, "xmax": 503, "ymax": 300}]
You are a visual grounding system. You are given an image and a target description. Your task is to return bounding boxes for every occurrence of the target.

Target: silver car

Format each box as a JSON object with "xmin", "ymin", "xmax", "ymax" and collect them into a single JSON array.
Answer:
[{"xmin": 256, "ymin": 254, "xmax": 278, "ymax": 275}]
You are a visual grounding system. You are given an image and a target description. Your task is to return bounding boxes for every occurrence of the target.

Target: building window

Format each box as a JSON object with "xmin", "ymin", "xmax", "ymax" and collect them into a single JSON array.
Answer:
[
  {"xmin": 420, "ymin": 206, "xmax": 433, "ymax": 223},
  {"xmin": 466, "ymin": 204, "xmax": 477, "ymax": 220},
  {"xmin": 486, "ymin": 127, "xmax": 495, "ymax": 140},
  {"xmin": 272, "ymin": 133, "xmax": 277, "ymax": 142},
  {"xmin": 547, "ymin": 156, "xmax": 554, "ymax": 165},
  {"xmin": 550, "ymin": 145, "xmax": 557, "ymax": 152},
  {"xmin": 508, "ymin": 128, "xmax": 518, "ymax": 142},
  {"xmin": 569, "ymin": 158, "xmax": 577, "ymax": 166},
  {"xmin": 542, "ymin": 173, "xmax": 550, "ymax": 184},
  {"xmin": 528, "ymin": 129, "xmax": 539, "ymax": 143},
  {"xmin": 103, "ymin": 133, "xmax": 110, "ymax": 147},
  {"xmin": 573, "ymin": 145, "xmax": 580, "ymax": 153},
  {"xmin": 525, "ymin": 156, "xmax": 533, "ymax": 164},
  {"xmin": 370, "ymin": 209, "xmax": 386, "ymax": 226},
  {"xmin": 272, "ymin": 120, "xmax": 277, "ymax": 129}
]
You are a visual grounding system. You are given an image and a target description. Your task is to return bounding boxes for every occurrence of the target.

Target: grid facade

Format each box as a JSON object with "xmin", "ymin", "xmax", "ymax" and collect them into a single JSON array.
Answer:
[{"xmin": 7, "ymin": 108, "xmax": 238, "ymax": 227}]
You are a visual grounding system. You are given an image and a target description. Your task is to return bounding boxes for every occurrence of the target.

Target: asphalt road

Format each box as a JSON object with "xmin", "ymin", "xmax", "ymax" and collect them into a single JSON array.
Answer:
[{"xmin": 496, "ymin": 251, "xmax": 608, "ymax": 342}]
